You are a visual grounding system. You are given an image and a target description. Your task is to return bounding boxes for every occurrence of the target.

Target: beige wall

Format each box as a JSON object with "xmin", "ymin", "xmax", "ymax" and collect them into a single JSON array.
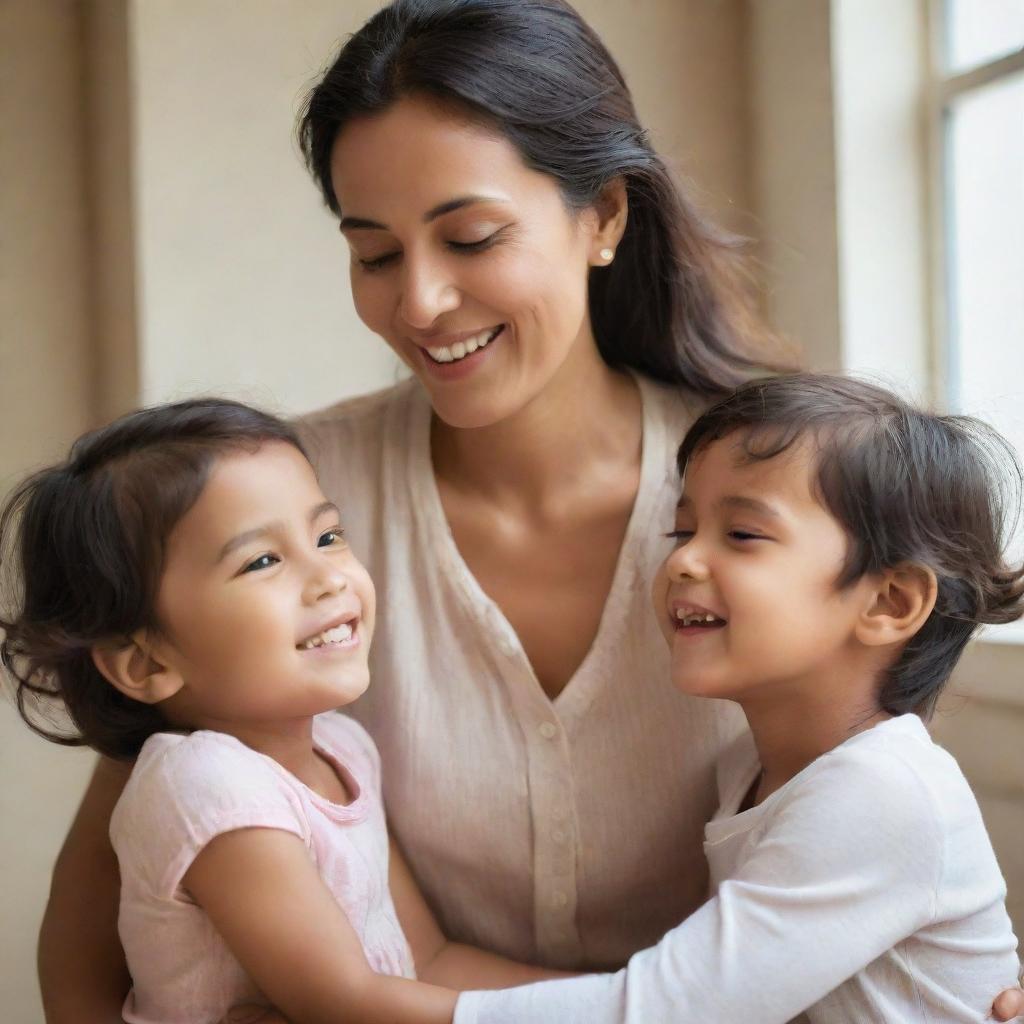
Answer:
[
  {"xmin": 0, "ymin": 6, "xmax": 103, "ymax": 1024},
  {"xmin": 1, "ymin": 2, "xmax": 751, "ymax": 1020}
]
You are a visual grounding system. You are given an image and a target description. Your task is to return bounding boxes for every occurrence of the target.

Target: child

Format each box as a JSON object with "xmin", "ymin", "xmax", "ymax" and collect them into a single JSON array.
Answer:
[
  {"xmin": 454, "ymin": 374, "xmax": 1023, "ymax": 1023},
  {"xmin": 0, "ymin": 399, "xmax": 557, "ymax": 1024}
]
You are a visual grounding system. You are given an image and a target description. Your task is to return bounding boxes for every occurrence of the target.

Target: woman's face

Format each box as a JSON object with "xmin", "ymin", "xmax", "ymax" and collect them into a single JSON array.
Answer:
[{"xmin": 330, "ymin": 95, "xmax": 615, "ymax": 429}]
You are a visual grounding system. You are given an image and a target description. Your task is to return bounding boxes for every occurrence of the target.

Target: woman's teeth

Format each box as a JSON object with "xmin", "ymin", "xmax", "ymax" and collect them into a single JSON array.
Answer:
[
  {"xmin": 425, "ymin": 326, "xmax": 501, "ymax": 364},
  {"xmin": 298, "ymin": 622, "xmax": 354, "ymax": 650}
]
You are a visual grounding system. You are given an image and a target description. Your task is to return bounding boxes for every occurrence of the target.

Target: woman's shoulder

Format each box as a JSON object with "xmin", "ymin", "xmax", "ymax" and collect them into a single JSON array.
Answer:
[
  {"xmin": 296, "ymin": 377, "xmax": 419, "ymax": 450},
  {"xmin": 294, "ymin": 379, "xmax": 422, "ymax": 513},
  {"xmin": 636, "ymin": 374, "xmax": 712, "ymax": 442}
]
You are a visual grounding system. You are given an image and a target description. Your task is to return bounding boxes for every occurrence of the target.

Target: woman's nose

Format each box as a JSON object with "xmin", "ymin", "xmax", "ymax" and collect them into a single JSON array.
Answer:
[{"xmin": 398, "ymin": 255, "xmax": 461, "ymax": 329}]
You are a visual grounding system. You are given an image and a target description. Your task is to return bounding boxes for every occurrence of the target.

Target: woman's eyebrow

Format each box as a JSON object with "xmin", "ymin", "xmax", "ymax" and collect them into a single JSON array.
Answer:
[{"xmin": 338, "ymin": 194, "xmax": 509, "ymax": 232}]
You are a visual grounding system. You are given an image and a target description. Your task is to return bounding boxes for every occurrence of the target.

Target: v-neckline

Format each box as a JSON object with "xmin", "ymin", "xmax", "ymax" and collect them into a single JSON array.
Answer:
[{"xmin": 406, "ymin": 374, "xmax": 668, "ymax": 722}]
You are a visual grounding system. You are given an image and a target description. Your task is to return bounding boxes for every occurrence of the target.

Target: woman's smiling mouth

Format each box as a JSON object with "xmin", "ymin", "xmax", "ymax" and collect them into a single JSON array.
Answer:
[{"xmin": 416, "ymin": 325, "xmax": 506, "ymax": 379}]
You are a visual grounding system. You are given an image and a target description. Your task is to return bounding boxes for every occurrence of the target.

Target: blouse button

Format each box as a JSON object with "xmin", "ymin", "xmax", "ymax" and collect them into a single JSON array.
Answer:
[{"xmin": 538, "ymin": 721, "xmax": 558, "ymax": 740}]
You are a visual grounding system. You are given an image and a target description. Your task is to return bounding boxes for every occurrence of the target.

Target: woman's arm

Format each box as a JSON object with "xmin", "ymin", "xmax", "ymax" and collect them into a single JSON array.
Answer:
[
  {"xmin": 38, "ymin": 756, "xmax": 132, "ymax": 1024},
  {"xmin": 388, "ymin": 836, "xmax": 570, "ymax": 990},
  {"xmin": 184, "ymin": 828, "xmax": 458, "ymax": 1024}
]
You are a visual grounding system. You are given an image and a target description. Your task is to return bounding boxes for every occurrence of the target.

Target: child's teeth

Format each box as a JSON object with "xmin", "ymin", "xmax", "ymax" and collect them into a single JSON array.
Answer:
[
  {"xmin": 675, "ymin": 610, "xmax": 720, "ymax": 625},
  {"xmin": 300, "ymin": 623, "xmax": 354, "ymax": 649},
  {"xmin": 322, "ymin": 623, "xmax": 353, "ymax": 644}
]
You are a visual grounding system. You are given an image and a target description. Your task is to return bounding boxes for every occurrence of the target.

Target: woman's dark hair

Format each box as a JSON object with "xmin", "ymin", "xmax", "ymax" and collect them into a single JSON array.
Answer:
[
  {"xmin": 0, "ymin": 399, "xmax": 305, "ymax": 760},
  {"xmin": 676, "ymin": 373, "xmax": 1024, "ymax": 717},
  {"xmin": 298, "ymin": 0, "xmax": 790, "ymax": 396}
]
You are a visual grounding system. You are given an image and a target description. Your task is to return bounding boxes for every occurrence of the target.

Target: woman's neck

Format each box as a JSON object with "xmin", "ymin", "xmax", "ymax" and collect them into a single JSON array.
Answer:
[{"xmin": 430, "ymin": 341, "xmax": 643, "ymax": 517}]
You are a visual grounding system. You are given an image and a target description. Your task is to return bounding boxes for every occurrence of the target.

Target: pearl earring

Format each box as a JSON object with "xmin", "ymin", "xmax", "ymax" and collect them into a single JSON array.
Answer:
[{"xmin": 599, "ymin": 248, "xmax": 615, "ymax": 263}]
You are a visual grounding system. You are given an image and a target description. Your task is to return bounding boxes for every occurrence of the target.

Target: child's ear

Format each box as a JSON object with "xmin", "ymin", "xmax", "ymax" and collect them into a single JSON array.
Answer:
[
  {"xmin": 91, "ymin": 631, "xmax": 184, "ymax": 705},
  {"xmin": 855, "ymin": 564, "xmax": 938, "ymax": 648}
]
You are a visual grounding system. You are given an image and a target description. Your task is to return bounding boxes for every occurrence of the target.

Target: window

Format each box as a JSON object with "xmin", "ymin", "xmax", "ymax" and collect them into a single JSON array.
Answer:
[{"xmin": 928, "ymin": 2, "xmax": 1024, "ymax": 583}]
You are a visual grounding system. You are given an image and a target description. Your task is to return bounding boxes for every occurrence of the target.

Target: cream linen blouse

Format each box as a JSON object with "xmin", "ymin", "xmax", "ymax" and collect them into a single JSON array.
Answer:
[{"xmin": 297, "ymin": 374, "xmax": 745, "ymax": 970}]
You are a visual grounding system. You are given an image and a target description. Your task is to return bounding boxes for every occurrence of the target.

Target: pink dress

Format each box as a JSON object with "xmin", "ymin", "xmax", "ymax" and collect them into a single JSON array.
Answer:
[{"xmin": 110, "ymin": 714, "xmax": 414, "ymax": 1024}]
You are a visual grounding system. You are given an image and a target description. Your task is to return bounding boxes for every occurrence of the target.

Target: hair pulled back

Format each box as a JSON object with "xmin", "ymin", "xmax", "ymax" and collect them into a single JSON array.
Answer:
[
  {"xmin": 298, "ymin": 0, "xmax": 787, "ymax": 396},
  {"xmin": 0, "ymin": 399, "xmax": 304, "ymax": 760}
]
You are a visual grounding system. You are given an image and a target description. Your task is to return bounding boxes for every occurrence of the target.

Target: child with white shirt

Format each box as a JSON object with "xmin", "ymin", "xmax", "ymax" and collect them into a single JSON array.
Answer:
[
  {"xmin": 455, "ymin": 373, "xmax": 1023, "ymax": 1023},
  {"xmin": 0, "ymin": 398, "xmax": 559, "ymax": 1024}
]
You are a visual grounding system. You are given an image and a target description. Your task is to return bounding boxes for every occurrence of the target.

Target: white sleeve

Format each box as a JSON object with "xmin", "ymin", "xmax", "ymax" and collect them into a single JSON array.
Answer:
[{"xmin": 455, "ymin": 748, "xmax": 943, "ymax": 1024}]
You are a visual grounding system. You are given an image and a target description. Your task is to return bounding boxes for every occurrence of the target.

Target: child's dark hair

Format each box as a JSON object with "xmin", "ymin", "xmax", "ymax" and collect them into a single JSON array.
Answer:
[
  {"xmin": 677, "ymin": 373, "xmax": 1024, "ymax": 717},
  {"xmin": 0, "ymin": 398, "xmax": 305, "ymax": 760}
]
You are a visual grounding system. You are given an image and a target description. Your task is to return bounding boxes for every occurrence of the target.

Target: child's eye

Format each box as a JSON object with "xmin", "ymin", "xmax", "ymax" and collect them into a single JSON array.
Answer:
[
  {"xmin": 728, "ymin": 530, "xmax": 764, "ymax": 542},
  {"xmin": 664, "ymin": 529, "xmax": 694, "ymax": 542},
  {"xmin": 317, "ymin": 528, "xmax": 345, "ymax": 548},
  {"xmin": 242, "ymin": 553, "xmax": 279, "ymax": 573}
]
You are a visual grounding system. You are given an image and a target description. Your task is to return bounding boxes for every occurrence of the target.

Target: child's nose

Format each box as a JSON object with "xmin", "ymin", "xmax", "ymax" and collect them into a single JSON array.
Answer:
[
  {"xmin": 665, "ymin": 540, "xmax": 710, "ymax": 583},
  {"xmin": 303, "ymin": 560, "xmax": 349, "ymax": 603}
]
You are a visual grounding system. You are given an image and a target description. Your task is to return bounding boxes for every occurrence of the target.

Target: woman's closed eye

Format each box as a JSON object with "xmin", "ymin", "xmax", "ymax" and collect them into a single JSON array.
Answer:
[
  {"xmin": 355, "ymin": 228, "xmax": 508, "ymax": 271},
  {"xmin": 447, "ymin": 227, "xmax": 506, "ymax": 254},
  {"xmin": 357, "ymin": 251, "xmax": 400, "ymax": 271}
]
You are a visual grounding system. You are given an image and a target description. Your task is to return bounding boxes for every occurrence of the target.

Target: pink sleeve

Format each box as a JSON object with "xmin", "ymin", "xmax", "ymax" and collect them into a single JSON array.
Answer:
[{"xmin": 111, "ymin": 731, "xmax": 308, "ymax": 900}]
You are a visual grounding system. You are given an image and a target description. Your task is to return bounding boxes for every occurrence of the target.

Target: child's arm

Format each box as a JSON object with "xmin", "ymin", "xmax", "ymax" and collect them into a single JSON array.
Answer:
[
  {"xmin": 184, "ymin": 827, "xmax": 457, "ymax": 1024},
  {"xmin": 387, "ymin": 835, "xmax": 572, "ymax": 989},
  {"xmin": 453, "ymin": 747, "xmax": 1022, "ymax": 1024}
]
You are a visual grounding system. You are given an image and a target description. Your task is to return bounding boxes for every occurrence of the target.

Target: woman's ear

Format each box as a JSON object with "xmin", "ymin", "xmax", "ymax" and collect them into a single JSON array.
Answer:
[
  {"xmin": 855, "ymin": 564, "xmax": 938, "ymax": 648},
  {"xmin": 91, "ymin": 631, "xmax": 184, "ymax": 705},
  {"xmin": 587, "ymin": 176, "xmax": 628, "ymax": 265}
]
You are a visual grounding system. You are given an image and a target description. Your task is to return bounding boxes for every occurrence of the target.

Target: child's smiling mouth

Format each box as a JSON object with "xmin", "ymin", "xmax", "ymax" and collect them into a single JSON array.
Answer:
[
  {"xmin": 297, "ymin": 616, "xmax": 361, "ymax": 651},
  {"xmin": 670, "ymin": 601, "xmax": 727, "ymax": 634}
]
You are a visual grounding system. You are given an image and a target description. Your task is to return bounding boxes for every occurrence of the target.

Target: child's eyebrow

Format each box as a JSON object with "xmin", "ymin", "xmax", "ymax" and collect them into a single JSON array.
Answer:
[
  {"xmin": 676, "ymin": 494, "xmax": 782, "ymax": 519},
  {"xmin": 216, "ymin": 501, "xmax": 340, "ymax": 563}
]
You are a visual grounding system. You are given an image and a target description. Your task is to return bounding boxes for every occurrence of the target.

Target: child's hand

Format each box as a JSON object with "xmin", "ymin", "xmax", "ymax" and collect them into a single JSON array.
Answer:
[
  {"xmin": 992, "ymin": 985, "xmax": 1024, "ymax": 1021},
  {"xmin": 221, "ymin": 1005, "xmax": 289, "ymax": 1024}
]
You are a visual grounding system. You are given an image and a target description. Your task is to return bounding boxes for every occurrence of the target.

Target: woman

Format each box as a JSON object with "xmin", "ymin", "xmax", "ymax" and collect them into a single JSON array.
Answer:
[{"xmin": 38, "ymin": 1, "xmax": 1023, "ymax": 1020}]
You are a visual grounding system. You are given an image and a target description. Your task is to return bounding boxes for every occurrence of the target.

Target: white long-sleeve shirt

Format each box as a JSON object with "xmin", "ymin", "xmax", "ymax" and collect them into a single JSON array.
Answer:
[{"xmin": 455, "ymin": 715, "xmax": 1020, "ymax": 1023}]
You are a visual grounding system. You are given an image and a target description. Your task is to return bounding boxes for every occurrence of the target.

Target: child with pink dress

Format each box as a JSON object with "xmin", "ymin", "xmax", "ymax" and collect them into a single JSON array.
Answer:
[{"xmin": 1, "ymin": 399, "xmax": 557, "ymax": 1024}]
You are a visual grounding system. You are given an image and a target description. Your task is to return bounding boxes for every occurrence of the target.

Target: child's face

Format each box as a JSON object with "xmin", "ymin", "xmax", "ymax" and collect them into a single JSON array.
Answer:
[
  {"xmin": 652, "ymin": 433, "xmax": 879, "ymax": 703},
  {"xmin": 152, "ymin": 441, "xmax": 375, "ymax": 728}
]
